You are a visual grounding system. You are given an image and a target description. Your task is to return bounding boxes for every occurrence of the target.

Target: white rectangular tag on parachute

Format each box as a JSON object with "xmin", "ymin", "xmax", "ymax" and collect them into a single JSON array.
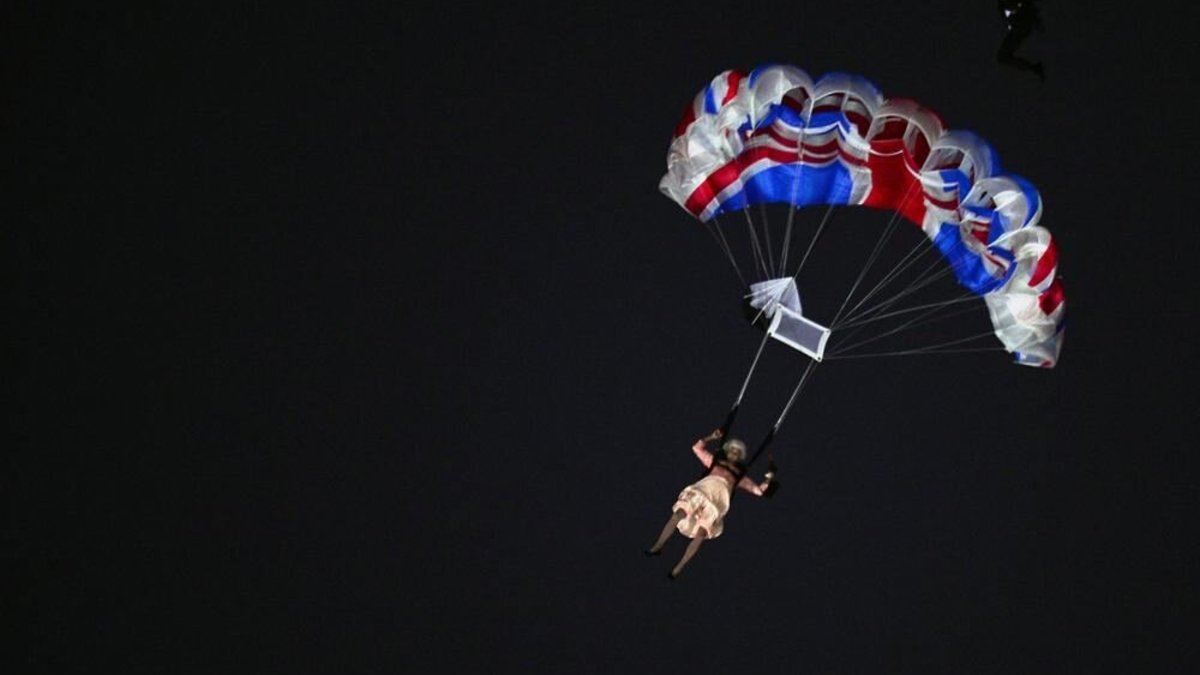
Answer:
[{"xmin": 746, "ymin": 278, "xmax": 831, "ymax": 362}]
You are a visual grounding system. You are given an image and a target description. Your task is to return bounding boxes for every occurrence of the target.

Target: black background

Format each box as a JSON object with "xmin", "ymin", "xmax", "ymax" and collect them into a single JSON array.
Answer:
[{"xmin": 9, "ymin": 2, "xmax": 1198, "ymax": 672}]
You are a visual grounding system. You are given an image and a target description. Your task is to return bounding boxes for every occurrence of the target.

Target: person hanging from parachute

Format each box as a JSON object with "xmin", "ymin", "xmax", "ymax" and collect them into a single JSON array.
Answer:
[
  {"xmin": 997, "ymin": 0, "xmax": 1045, "ymax": 79},
  {"xmin": 643, "ymin": 63, "xmax": 1065, "ymax": 576},
  {"xmin": 645, "ymin": 427, "xmax": 778, "ymax": 579}
]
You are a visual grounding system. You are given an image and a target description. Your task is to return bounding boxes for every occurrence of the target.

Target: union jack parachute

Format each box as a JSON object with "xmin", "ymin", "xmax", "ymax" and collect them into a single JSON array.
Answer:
[{"xmin": 660, "ymin": 65, "xmax": 1065, "ymax": 367}]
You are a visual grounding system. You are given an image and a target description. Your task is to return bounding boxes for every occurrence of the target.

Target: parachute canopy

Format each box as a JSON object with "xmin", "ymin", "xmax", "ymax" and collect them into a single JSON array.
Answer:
[{"xmin": 660, "ymin": 65, "xmax": 1065, "ymax": 367}]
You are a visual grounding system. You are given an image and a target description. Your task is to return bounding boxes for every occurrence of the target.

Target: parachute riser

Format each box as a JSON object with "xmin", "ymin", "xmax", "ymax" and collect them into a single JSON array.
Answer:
[{"xmin": 719, "ymin": 355, "xmax": 818, "ymax": 510}]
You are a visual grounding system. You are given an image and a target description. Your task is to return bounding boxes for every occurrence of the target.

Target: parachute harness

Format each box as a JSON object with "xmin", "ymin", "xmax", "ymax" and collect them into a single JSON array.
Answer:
[{"xmin": 721, "ymin": 352, "xmax": 819, "ymax": 474}]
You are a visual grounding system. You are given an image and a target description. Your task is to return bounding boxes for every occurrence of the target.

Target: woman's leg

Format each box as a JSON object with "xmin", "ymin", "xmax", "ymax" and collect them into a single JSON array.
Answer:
[
  {"xmin": 646, "ymin": 509, "xmax": 686, "ymax": 555},
  {"xmin": 669, "ymin": 527, "xmax": 708, "ymax": 578}
]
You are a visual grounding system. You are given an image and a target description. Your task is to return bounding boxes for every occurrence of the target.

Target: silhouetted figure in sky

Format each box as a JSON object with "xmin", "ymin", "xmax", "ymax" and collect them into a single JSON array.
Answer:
[{"xmin": 998, "ymin": 0, "xmax": 1045, "ymax": 80}]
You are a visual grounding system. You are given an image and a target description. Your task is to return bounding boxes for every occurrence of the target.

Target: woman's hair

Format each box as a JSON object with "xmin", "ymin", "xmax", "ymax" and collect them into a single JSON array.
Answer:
[{"xmin": 721, "ymin": 438, "xmax": 747, "ymax": 463}]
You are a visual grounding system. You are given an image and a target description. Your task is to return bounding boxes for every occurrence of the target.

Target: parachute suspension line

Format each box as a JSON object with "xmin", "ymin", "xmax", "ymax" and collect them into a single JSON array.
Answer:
[
  {"xmin": 828, "ymin": 295, "xmax": 980, "ymax": 356},
  {"xmin": 838, "ymin": 251, "xmax": 967, "ymax": 329},
  {"xmin": 826, "ymin": 332, "xmax": 1004, "ymax": 360},
  {"xmin": 838, "ymin": 228, "xmax": 978, "ymax": 327},
  {"xmin": 845, "ymin": 249, "xmax": 956, "ymax": 323},
  {"xmin": 720, "ymin": 328, "xmax": 773, "ymax": 437},
  {"xmin": 747, "ymin": 359, "xmax": 818, "ymax": 469},
  {"xmin": 742, "ymin": 208, "xmax": 769, "ymax": 281},
  {"xmin": 829, "ymin": 178, "xmax": 923, "ymax": 327},
  {"xmin": 778, "ymin": 206, "xmax": 797, "ymax": 274},
  {"xmin": 829, "ymin": 206, "xmax": 905, "ymax": 328},
  {"xmin": 834, "ymin": 293, "xmax": 980, "ymax": 332},
  {"xmin": 791, "ymin": 204, "xmax": 838, "ymax": 278},
  {"xmin": 829, "ymin": 300, "xmax": 982, "ymax": 358},
  {"xmin": 834, "ymin": 260, "xmax": 973, "ymax": 334},
  {"xmin": 759, "ymin": 203, "xmax": 777, "ymax": 277},
  {"xmin": 732, "ymin": 328, "xmax": 772, "ymax": 409},
  {"xmin": 705, "ymin": 217, "xmax": 747, "ymax": 288},
  {"xmin": 779, "ymin": 114, "xmax": 810, "ymax": 275},
  {"xmin": 837, "ymin": 236, "xmax": 938, "ymax": 324},
  {"xmin": 826, "ymin": 347, "xmax": 1002, "ymax": 360},
  {"xmin": 771, "ymin": 359, "xmax": 817, "ymax": 436},
  {"xmin": 831, "ymin": 272, "xmax": 965, "ymax": 352}
]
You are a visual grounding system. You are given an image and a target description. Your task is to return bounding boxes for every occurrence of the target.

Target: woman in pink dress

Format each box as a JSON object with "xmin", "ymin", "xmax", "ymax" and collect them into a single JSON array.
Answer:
[{"xmin": 646, "ymin": 428, "xmax": 778, "ymax": 578}]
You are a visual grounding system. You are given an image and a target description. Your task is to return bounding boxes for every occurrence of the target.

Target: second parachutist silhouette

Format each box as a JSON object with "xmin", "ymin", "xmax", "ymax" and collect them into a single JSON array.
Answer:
[{"xmin": 997, "ymin": 0, "xmax": 1045, "ymax": 80}]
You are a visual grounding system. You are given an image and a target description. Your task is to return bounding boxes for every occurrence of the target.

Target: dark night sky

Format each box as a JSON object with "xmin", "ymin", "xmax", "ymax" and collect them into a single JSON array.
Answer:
[{"xmin": 9, "ymin": 2, "xmax": 1199, "ymax": 673}]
